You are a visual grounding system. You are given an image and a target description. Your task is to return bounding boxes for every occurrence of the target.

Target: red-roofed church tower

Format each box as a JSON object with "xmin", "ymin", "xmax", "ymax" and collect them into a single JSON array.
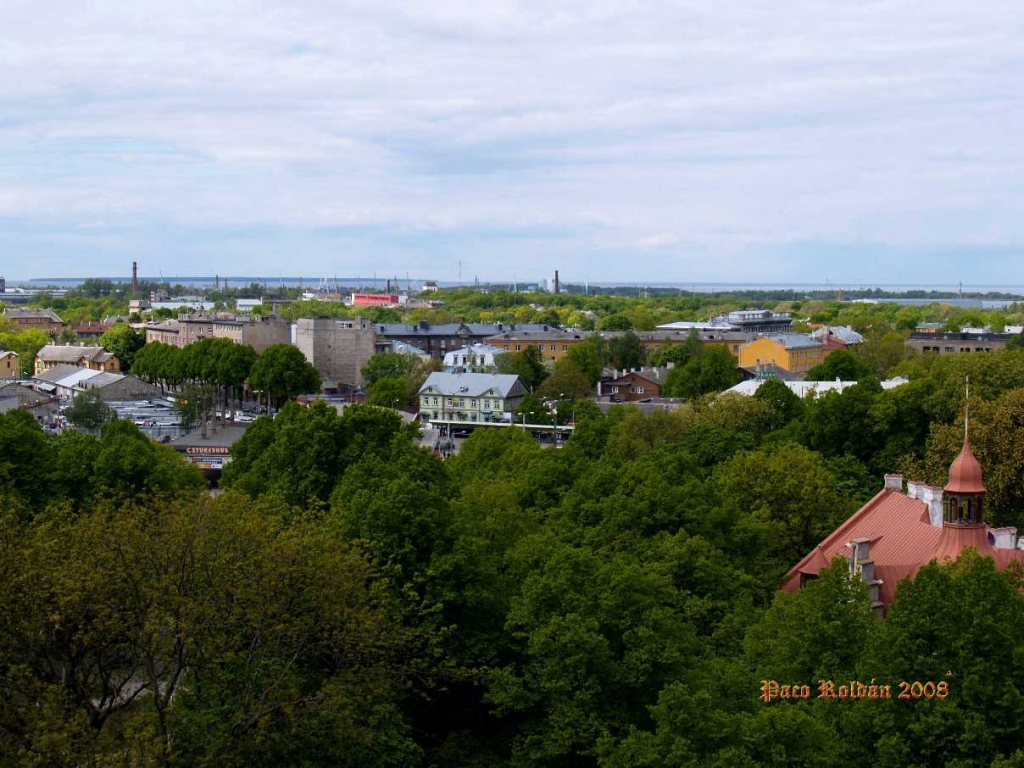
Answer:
[{"xmin": 943, "ymin": 440, "xmax": 986, "ymax": 525}]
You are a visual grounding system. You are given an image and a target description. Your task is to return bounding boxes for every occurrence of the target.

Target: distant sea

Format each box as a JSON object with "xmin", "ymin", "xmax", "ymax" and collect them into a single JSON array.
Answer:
[{"xmin": 19, "ymin": 277, "xmax": 1024, "ymax": 308}]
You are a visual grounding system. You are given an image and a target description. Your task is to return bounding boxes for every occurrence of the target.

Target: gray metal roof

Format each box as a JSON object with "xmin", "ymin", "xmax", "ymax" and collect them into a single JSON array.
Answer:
[
  {"xmin": 378, "ymin": 322, "xmax": 554, "ymax": 337},
  {"xmin": 767, "ymin": 334, "xmax": 825, "ymax": 350},
  {"xmin": 33, "ymin": 364, "xmax": 84, "ymax": 384},
  {"xmin": 419, "ymin": 372, "xmax": 523, "ymax": 398}
]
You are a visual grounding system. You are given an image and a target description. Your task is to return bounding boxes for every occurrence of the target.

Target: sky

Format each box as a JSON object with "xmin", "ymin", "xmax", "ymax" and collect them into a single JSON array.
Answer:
[{"xmin": 1, "ymin": 0, "xmax": 1023, "ymax": 285}]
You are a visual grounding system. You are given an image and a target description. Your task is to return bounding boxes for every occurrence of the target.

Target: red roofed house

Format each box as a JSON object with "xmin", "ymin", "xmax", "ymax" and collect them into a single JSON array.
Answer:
[{"xmin": 784, "ymin": 439, "xmax": 1024, "ymax": 616}]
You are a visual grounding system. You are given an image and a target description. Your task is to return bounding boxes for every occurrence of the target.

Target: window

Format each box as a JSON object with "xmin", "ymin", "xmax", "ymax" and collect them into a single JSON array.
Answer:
[
  {"xmin": 471, "ymin": 399, "xmax": 477, "ymax": 408},
  {"xmin": 484, "ymin": 399, "xmax": 490, "ymax": 409},
  {"xmin": 515, "ymin": 344, "xmax": 521, "ymax": 351},
  {"xmin": 433, "ymin": 397, "xmax": 438, "ymax": 405},
  {"xmin": 562, "ymin": 345, "xmax": 568, "ymax": 351},
  {"xmin": 550, "ymin": 344, "xmax": 556, "ymax": 351}
]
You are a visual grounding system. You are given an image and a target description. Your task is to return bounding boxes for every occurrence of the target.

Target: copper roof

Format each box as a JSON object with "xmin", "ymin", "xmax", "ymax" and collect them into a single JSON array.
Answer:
[
  {"xmin": 945, "ymin": 440, "xmax": 986, "ymax": 494},
  {"xmin": 783, "ymin": 488, "xmax": 1023, "ymax": 607}
]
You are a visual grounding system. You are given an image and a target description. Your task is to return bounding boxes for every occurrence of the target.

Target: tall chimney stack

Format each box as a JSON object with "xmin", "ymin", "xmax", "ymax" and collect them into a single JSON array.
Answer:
[
  {"xmin": 554, "ymin": 270, "xmax": 560, "ymax": 294},
  {"xmin": 131, "ymin": 261, "xmax": 138, "ymax": 299}
]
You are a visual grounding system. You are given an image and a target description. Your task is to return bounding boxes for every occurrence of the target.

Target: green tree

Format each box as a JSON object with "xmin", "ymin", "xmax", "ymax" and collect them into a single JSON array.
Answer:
[
  {"xmin": 565, "ymin": 337, "xmax": 607, "ymax": 385},
  {"xmin": 64, "ymin": 389, "xmax": 114, "ymax": 431},
  {"xmin": 362, "ymin": 352, "xmax": 424, "ymax": 385},
  {"xmin": 858, "ymin": 552, "xmax": 1024, "ymax": 767},
  {"xmin": 515, "ymin": 392, "xmax": 552, "ymax": 425},
  {"xmin": 0, "ymin": 410, "xmax": 55, "ymax": 509},
  {"xmin": 805, "ymin": 348, "xmax": 873, "ymax": 381},
  {"xmin": 599, "ymin": 313, "xmax": 633, "ymax": 331},
  {"xmin": 608, "ymin": 331, "xmax": 645, "ymax": 370},
  {"xmin": 495, "ymin": 345, "xmax": 548, "ymax": 390},
  {"xmin": 745, "ymin": 559, "xmax": 875, "ymax": 683},
  {"xmin": 713, "ymin": 443, "xmax": 857, "ymax": 574},
  {"xmin": 0, "ymin": 327, "xmax": 49, "ymax": 376},
  {"xmin": 662, "ymin": 346, "xmax": 738, "ymax": 399},
  {"xmin": 99, "ymin": 322, "xmax": 146, "ymax": 372},
  {"xmin": 222, "ymin": 402, "xmax": 415, "ymax": 508},
  {"xmin": 367, "ymin": 376, "xmax": 411, "ymax": 408},
  {"xmin": 536, "ymin": 359, "xmax": 593, "ymax": 400},
  {"xmin": 753, "ymin": 378, "xmax": 804, "ymax": 430},
  {"xmin": 648, "ymin": 329, "xmax": 703, "ymax": 367},
  {"xmin": 249, "ymin": 343, "xmax": 321, "ymax": 406},
  {"xmin": 0, "ymin": 495, "xmax": 421, "ymax": 766}
]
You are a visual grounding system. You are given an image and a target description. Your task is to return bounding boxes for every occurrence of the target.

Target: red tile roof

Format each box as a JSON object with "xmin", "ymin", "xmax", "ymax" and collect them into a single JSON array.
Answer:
[
  {"xmin": 783, "ymin": 488, "xmax": 1024, "ymax": 607},
  {"xmin": 946, "ymin": 440, "xmax": 986, "ymax": 493}
]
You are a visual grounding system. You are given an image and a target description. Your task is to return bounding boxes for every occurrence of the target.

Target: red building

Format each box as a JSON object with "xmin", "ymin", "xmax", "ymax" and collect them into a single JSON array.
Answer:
[
  {"xmin": 352, "ymin": 293, "xmax": 399, "ymax": 307},
  {"xmin": 784, "ymin": 439, "xmax": 1024, "ymax": 615}
]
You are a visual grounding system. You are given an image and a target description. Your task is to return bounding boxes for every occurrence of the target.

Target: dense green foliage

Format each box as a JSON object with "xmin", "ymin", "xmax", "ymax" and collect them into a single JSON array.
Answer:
[
  {"xmin": 363, "ymin": 352, "xmax": 441, "ymax": 408},
  {"xmin": 98, "ymin": 322, "xmax": 146, "ymax": 372},
  {"xmin": 248, "ymin": 343, "xmax": 322, "ymax": 404},
  {"xmin": 8, "ymin": 311, "xmax": 1024, "ymax": 764},
  {"xmin": 64, "ymin": 389, "xmax": 114, "ymax": 430}
]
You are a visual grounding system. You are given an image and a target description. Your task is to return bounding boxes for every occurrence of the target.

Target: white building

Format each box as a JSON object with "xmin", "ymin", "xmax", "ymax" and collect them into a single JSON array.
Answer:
[
  {"xmin": 443, "ymin": 343, "xmax": 502, "ymax": 372},
  {"xmin": 418, "ymin": 372, "xmax": 526, "ymax": 423},
  {"xmin": 727, "ymin": 377, "xmax": 909, "ymax": 399}
]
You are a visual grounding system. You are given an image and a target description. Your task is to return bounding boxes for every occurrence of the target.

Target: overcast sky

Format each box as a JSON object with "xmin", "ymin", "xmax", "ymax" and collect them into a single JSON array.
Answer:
[{"xmin": 2, "ymin": 0, "xmax": 1023, "ymax": 285}]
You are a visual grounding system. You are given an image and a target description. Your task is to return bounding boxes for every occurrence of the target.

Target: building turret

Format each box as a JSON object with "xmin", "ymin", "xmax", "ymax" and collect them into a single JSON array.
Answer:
[{"xmin": 943, "ymin": 440, "xmax": 986, "ymax": 525}]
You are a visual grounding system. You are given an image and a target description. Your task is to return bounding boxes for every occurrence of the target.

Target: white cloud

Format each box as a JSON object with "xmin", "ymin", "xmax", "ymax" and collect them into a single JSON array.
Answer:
[{"xmin": 1, "ymin": 0, "xmax": 1023, "ymax": 281}]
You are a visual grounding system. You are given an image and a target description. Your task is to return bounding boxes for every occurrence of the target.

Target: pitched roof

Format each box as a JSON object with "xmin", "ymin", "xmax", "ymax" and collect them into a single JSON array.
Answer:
[
  {"xmin": 601, "ymin": 367, "xmax": 669, "ymax": 385},
  {"xmin": 946, "ymin": 440, "xmax": 986, "ymax": 493},
  {"xmin": 728, "ymin": 377, "xmax": 908, "ymax": 398},
  {"xmin": 784, "ymin": 488, "xmax": 1024, "ymax": 607},
  {"xmin": 4, "ymin": 308, "xmax": 63, "ymax": 322},
  {"xmin": 765, "ymin": 333, "xmax": 825, "ymax": 350},
  {"xmin": 75, "ymin": 321, "xmax": 115, "ymax": 334},
  {"xmin": 36, "ymin": 345, "xmax": 115, "ymax": 364},
  {"xmin": 379, "ymin": 322, "xmax": 554, "ymax": 337},
  {"xmin": 419, "ymin": 372, "xmax": 523, "ymax": 398},
  {"xmin": 33, "ymin": 364, "xmax": 84, "ymax": 384}
]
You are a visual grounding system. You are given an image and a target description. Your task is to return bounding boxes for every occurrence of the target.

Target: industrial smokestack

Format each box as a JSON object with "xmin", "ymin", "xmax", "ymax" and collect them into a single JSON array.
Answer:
[
  {"xmin": 131, "ymin": 261, "xmax": 138, "ymax": 299},
  {"xmin": 554, "ymin": 270, "xmax": 560, "ymax": 294}
]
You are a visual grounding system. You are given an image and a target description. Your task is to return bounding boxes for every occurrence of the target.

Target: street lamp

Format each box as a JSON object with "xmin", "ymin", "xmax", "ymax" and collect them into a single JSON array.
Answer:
[{"xmin": 554, "ymin": 392, "xmax": 564, "ymax": 446}]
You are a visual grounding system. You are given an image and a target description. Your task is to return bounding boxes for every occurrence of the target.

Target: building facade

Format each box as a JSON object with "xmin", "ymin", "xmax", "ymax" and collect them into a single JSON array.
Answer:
[
  {"xmin": 0, "ymin": 351, "xmax": 19, "ymax": 379},
  {"xmin": 485, "ymin": 329, "xmax": 592, "ymax": 363},
  {"xmin": 418, "ymin": 372, "xmax": 526, "ymax": 423},
  {"xmin": 3, "ymin": 308, "xmax": 64, "ymax": 336},
  {"xmin": 443, "ymin": 343, "xmax": 502, "ymax": 372},
  {"xmin": 784, "ymin": 440, "xmax": 1024, "ymax": 616},
  {"xmin": 597, "ymin": 368, "xmax": 667, "ymax": 402},
  {"xmin": 378, "ymin": 322, "xmax": 555, "ymax": 359},
  {"xmin": 905, "ymin": 332, "xmax": 1011, "ymax": 355},
  {"xmin": 144, "ymin": 313, "xmax": 290, "ymax": 352},
  {"xmin": 295, "ymin": 317, "xmax": 377, "ymax": 388},
  {"xmin": 34, "ymin": 345, "xmax": 120, "ymax": 375},
  {"xmin": 737, "ymin": 334, "xmax": 829, "ymax": 375}
]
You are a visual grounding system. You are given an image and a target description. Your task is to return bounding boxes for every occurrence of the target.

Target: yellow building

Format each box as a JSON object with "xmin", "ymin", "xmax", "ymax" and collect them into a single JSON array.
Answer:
[
  {"xmin": 34, "ymin": 346, "xmax": 120, "ymax": 376},
  {"xmin": 484, "ymin": 330, "xmax": 593, "ymax": 363},
  {"xmin": 738, "ymin": 335, "xmax": 829, "ymax": 376},
  {"xmin": 0, "ymin": 351, "xmax": 19, "ymax": 379}
]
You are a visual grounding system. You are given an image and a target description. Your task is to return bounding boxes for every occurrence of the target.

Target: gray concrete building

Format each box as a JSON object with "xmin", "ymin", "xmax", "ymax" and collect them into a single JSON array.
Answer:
[
  {"xmin": 295, "ymin": 317, "xmax": 377, "ymax": 388},
  {"xmin": 905, "ymin": 331, "xmax": 1011, "ymax": 355}
]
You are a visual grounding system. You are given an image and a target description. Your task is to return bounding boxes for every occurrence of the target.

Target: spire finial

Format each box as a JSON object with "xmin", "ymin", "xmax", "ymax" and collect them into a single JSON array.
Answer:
[{"xmin": 965, "ymin": 375, "xmax": 970, "ymax": 442}]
